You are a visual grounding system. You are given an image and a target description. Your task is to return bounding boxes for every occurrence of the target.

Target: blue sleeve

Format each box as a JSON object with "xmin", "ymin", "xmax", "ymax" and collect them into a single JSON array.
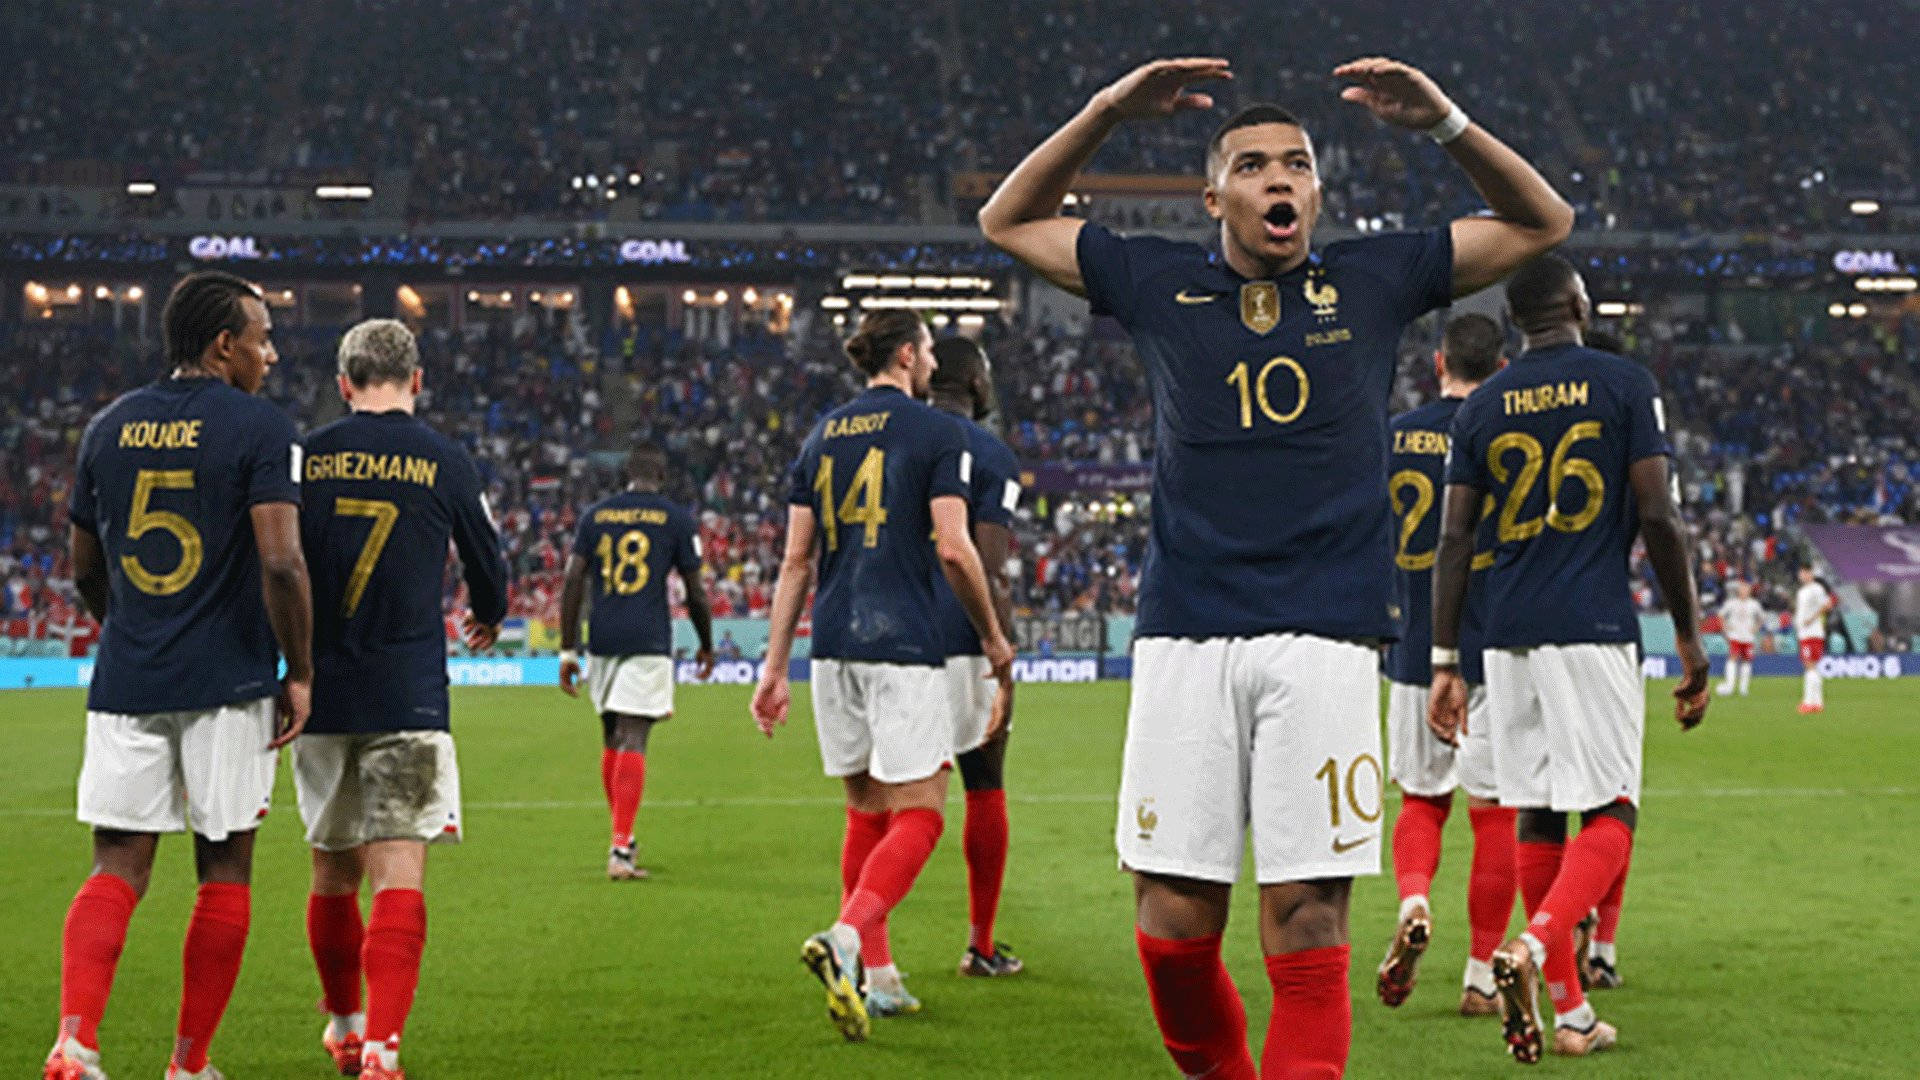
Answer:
[
  {"xmin": 570, "ymin": 514, "xmax": 593, "ymax": 558},
  {"xmin": 246, "ymin": 405, "xmax": 302, "ymax": 507},
  {"xmin": 1623, "ymin": 366, "xmax": 1674, "ymax": 464},
  {"xmin": 448, "ymin": 450, "xmax": 509, "ymax": 625},
  {"xmin": 787, "ymin": 440, "xmax": 814, "ymax": 507},
  {"xmin": 68, "ymin": 417, "xmax": 102, "ymax": 532},
  {"xmin": 929, "ymin": 415, "xmax": 969, "ymax": 502},
  {"xmin": 1075, "ymin": 222, "xmax": 1142, "ymax": 324},
  {"xmin": 973, "ymin": 440, "xmax": 1019, "ymax": 529},
  {"xmin": 1444, "ymin": 400, "xmax": 1489, "ymax": 491},
  {"xmin": 1370, "ymin": 228, "xmax": 1455, "ymax": 324}
]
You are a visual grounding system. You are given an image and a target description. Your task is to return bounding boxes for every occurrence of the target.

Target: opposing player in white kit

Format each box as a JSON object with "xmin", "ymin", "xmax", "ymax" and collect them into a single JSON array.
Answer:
[
  {"xmin": 981, "ymin": 54, "xmax": 1572, "ymax": 1076},
  {"xmin": 1794, "ymin": 567, "xmax": 1835, "ymax": 714},
  {"xmin": 1717, "ymin": 580, "xmax": 1766, "ymax": 696}
]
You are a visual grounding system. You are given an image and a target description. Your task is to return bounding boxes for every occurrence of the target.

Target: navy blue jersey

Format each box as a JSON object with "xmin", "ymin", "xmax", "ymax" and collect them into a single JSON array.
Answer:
[
  {"xmin": 301, "ymin": 411, "xmax": 508, "ymax": 734},
  {"xmin": 1076, "ymin": 223, "xmax": 1453, "ymax": 640},
  {"xmin": 1445, "ymin": 344, "xmax": 1673, "ymax": 648},
  {"xmin": 786, "ymin": 386, "xmax": 969, "ymax": 664},
  {"xmin": 1383, "ymin": 396, "xmax": 1491, "ymax": 686},
  {"xmin": 931, "ymin": 418, "xmax": 1021, "ymax": 657},
  {"xmin": 68, "ymin": 376, "xmax": 300, "ymax": 713},
  {"xmin": 570, "ymin": 490, "xmax": 701, "ymax": 657}
]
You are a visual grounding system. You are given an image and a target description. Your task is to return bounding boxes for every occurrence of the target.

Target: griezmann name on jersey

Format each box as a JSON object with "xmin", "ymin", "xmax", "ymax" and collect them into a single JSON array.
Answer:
[
  {"xmin": 932, "ymin": 418, "xmax": 1021, "ymax": 658},
  {"xmin": 787, "ymin": 386, "xmax": 969, "ymax": 665},
  {"xmin": 1384, "ymin": 396, "xmax": 1491, "ymax": 686},
  {"xmin": 1076, "ymin": 223, "xmax": 1452, "ymax": 641},
  {"xmin": 301, "ymin": 411, "xmax": 508, "ymax": 733},
  {"xmin": 1445, "ymin": 344, "xmax": 1673, "ymax": 648},
  {"xmin": 570, "ymin": 491, "xmax": 701, "ymax": 657},
  {"xmin": 69, "ymin": 376, "xmax": 301, "ymax": 714}
]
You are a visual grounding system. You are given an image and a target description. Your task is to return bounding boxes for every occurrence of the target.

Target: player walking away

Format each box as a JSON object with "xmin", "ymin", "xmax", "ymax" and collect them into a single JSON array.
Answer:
[
  {"xmin": 293, "ymin": 320, "xmax": 508, "ymax": 1080},
  {"xmin": 1794, "ymin": 566, "xmax": 1834, "ymax": 713},
  {"xmin": 980, "ymin": 54, "xmax": 1571, "ymax": 1078},
  {"xmin": 751, "ymin": 311, "xmax": 1015, "ymax": 1041},
  {"xmin": 929, "ymin": 337, "xmax": 1026, "ymax": 982},
  {"xmin": 1376, "ymin": 313, "xmax": 1513, "ymax": 1017},
  {"xmin": 1717, "ymin": 580, "xmax": 1765, "ymax": 696},
  {"xmin": 558, "ymin": 445, "xmax": 715, "ymax": 880},
  {"xmin": 48, "ymin": 271, "xmax": 312, "ymax": 1080},
  {"xmin": 1429, "ymin": 254, "xmax": 1711, "ymax": 1063}
]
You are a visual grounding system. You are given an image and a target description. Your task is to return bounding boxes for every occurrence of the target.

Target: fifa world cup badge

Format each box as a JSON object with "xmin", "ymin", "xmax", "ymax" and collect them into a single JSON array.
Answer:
[{"xmin": 1240, "ymin": 281, "xmax": 1280, "ymax": 335}]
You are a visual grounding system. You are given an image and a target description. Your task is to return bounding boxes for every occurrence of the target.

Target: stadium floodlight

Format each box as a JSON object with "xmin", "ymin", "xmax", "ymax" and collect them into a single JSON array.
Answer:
[
  {"xmin": 1595, "ymin": 301, "xmax": 1629, "ymax": 316},
  {"xmin": 820, "ymin": 296, "xmax": 850, "ymax": 310},
  {"xmin": 1829, "ymin": 303, "xmax": 1848, "ymax": 317},
  {"xmin": 315, "ymin": 185, "xmax": 374, "ymax": 200},
  {"xmin": 743, "ymin": 288, "xmax": 758, "ymax": 305},
  {"xmin": 628, "ymin": 172, "xmax": 642, "ymax": 186},
  {"xmin": 66, "ymin": 284, "xmax": 81, "ymax": 299},
  {"xmin": 682, "ymin": 289, "xmax": 697, "ymax": 304},
  {"xmin": 714, "ymin": 290, "xmax": 728, "ymax": 304},
  {"xmin": 125, "ymin": 182, "xmax": 157, "ymax": 196},
  {"xmin": 1847, "ymin": 303, "xmax": 1868, "ymax": 317},
  {"xmin": 877, "ymin": 275, "xmax": 914, "ymax": 289},
  {"xmin": 841, "ymin": 274, "xmax": 878, "ymax": 289},
  {"xmin": 126, "ymin": 286, "xmax": 143, "ymax": 301},
  {"xmin": 1850, "ymin": 199, "xmax": 1882, "ymax": 216},
  {"xmin": 94, "ymin": 286, "xmax": 111, "ymax": 300}
]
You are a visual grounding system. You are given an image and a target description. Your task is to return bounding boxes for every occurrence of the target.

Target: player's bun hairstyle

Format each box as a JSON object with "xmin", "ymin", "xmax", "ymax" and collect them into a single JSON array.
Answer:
[
  {"xmin": 626, "ymin": 443, "xmax": 668, "ymax": 485},
  {"xmin": 929, "ymin": 336, "xmax": 987, "ymax": 395},
  {"xmin": 1206, "ymin": 103, "xmax": 1305, "ymax": 177},
  {"xmin": 1440, "ymin": 313, "xmax": 1505, "ymax": 383},
  {"xmin": 163, "ymin": 270, "xmax": 263, "ymax": 366},
  {"xmin": 843, "ymin": 311, "xmax": 924, "ymax": 377},
  {"xmin": 337, "ymin": 318, "xmax": 419, "ymax": 388},
  {"xmin": 1505, "ymin": 253, "xmax": 1582, "ymax": 326}
]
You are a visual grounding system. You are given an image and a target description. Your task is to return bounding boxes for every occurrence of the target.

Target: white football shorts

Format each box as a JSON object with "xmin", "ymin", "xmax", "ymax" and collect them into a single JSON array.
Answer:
[
  {"xmin": 293, "ymin": 730, "xmax": 463, "ymax": 851},
  {"xmin": 1483, "ymin": 643, "xmax": 1644, "ymax": 811},
  {"xmin": 811, "ymin": 659, "xmax": 950, "ymax": 784},
  {"xmin": 77, "ymin": 697, "xmax": 276, "ymax": 842},
  {"xmin": 1385, "ymin": 680, "xmax": 1497, "ymax": 801},
  {"xmin": 588, "ymin": 654, "xmax": 674, "ymax": 717},
  {"xmin": 945, "ymin": 654, "xmax": 996, "ymax": 755},
  {"xmin": 1117, "ymin": 634, "xmax": 1383, "ymax": 885}
]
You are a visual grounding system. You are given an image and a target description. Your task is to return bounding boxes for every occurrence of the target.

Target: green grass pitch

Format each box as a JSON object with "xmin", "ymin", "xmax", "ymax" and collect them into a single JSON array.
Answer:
[{"xmin": 4, "ymin": 677, "xmax": 1916, "ymax": 1078}]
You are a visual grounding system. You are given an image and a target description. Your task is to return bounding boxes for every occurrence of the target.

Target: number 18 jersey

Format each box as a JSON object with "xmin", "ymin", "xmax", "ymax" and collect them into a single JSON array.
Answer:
[
  {"xmin": 1445, "ymin": 344, "xmax": 1672, "ymax": 648},
  {"xmin": 787, "ymin": 385, "xmax": 969, "ymax": 665},
  {"xmin": 571, "ymin": 490, "xmax": 701, "ymax": 658}
]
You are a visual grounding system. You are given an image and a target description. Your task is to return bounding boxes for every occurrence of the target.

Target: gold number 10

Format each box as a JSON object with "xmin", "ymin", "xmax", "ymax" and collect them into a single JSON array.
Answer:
[{"xmin": 1315, "ymin": 754, "xmax": 1383, "ymax": 828}]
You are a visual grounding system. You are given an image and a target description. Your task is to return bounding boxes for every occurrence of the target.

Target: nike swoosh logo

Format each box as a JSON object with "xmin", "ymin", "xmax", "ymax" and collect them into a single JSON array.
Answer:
[
  {"xmin": 1331, "ymin": 835, "xmax": 1374, "ymax": 854},
  {"xmin": 1174, "ymin": 290, "xmax": 1218, "ymax": 304}
]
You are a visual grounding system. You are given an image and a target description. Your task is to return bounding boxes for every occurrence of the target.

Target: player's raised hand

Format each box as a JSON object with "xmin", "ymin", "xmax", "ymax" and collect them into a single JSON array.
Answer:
[
  {"xmin": 694, "ymin": 646, "xmax": 715, "ymax": 681},
  {"xmin": 1673, "ymin": 636, "xmax": 1711, "ymax": 730},
  {"xmin": 1095, "ymin": 57, "xmax": 1232, "ymax": 121},
  {"xmin": 558, "ymin": 653, "xmax": 582, "ymax": 697},
  {"xmin": 270, "ymin": 675, "xmax": 312, "ymax": 750},
  {"xmin": 1426, "ymin": 667, "xmax": 1466, "ymax": 747},
  {"xmin": 1334, "ymin": 57, "xmax": 1455, "ymax": 131},
  {"xmin": 751, "ymin": 673, "xmax": 790, "ymax": 738},
  {"xmin": 462, "ymin": 613, "xmax": 499, "ymax": 652}
]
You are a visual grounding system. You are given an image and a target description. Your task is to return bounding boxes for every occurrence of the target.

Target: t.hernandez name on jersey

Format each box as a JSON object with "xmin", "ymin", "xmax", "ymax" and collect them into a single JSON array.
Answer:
[{"xmin": 1384, "ymin": 396, "xmax": 1492, "ymax": 686}]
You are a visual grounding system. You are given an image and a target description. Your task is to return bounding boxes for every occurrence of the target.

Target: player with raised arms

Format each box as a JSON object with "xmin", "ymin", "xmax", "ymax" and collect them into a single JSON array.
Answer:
[
  {"xmin": 979, "ymin": 54, "xmax": 1573, "ymax": 1077},
  {"xmin": 48, "ymin": 270, "xmax": 312, "ymax": 1080},
  {"xmin": 751, "ymin": 310, "xmax": 1015, "ymax": 1041},
  {"xmin": 1429, "ymin": 254, "xmax": 1710, "ymax": 1062},
  {"xmin": 1375, "ymin": 313, "xmax": 1513, "ymax": 1017},
  {"xmin": 293, "ymin": 319, "xmax": 509, "ymax": 1079},
  {"xmin": 558, "ymin": 444, "xmax": 715, "ymax": 881}
]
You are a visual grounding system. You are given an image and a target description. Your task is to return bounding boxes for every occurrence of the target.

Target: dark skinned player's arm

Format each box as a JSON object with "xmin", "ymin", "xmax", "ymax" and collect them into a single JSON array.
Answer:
[
  {"xmin": 682, "ymin": 563, "xmax": 715, "ymax": 657},
  {"xmin": 69, "ymin": 525, "xmax": 109, "ymax": 622},
  {"xmin": 973, "ymin": 518, "xmax": 1015, "ymax": 708},
  {"xmin": 250, "ymin": 501, "xmax": 313, "ymax": 682},
  {"xmin": 1630, "ymin": 456, "xmax": 1700, "ymax": 638},
  {"xmin": 1431, "ymin": 482, "xmax": 1482, "ymax": 652},
  {"xmin": 558, "ymin": 554, "xmax": 588, "ymax": 652}
]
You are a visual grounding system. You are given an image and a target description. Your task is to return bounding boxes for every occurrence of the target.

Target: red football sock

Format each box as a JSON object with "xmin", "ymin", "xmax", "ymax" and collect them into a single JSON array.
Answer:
[
  {"xmin": 306, "ymin": 892, "xmax": 364, "ymax": 1016},
  {"xmin": 1261, "ymin": 944, "xmax": 1351, "ymax": 1080},
  {"xmin": 964, "ymin": 788, "xmax": 1009, "ymax": 954},
  {"xmin": 1595, "ymin": 849, "xmax": 1629, "ymax": 945},
  {"xmin": 1135, "ymin": 930, "xmax": 1256, "ymax": 1080},
  {"xmin": 837, "ymin": 807, "xmax": 943, "ymax": 932},
  {"xmin": 842, "ymin": 807, "xmax": 892, "ymax": 969},
  {"xmin": 1466, "ymin": 806, "xmax": 1518, "ymax": 963},
  {"xmin": 172, "ymin": 882, "xmax": 250, "ymax": 1073},
  {"xmin": 58, "ymin": 873, "xmax": 139, "ymax": 1051},
  {"xmin": 609, "ymin": 750, "xmax": 646, "ymax": 848},
  {"xmin": 363, "ymin": 888, "xmax": 427, "ymax": 1055},
  {"xmin": 1515, "ymin": 839, "xmax": 1564, "ymax": 920},
  {"xmin": 599, "ymin": 748, "xmax": 616, "ymax": 810},
  {"xmin": 1530, "ymin": 815, "xmax": 1633, "ymax": 1016},
  {"xmin": 1391, "ymin": 793, "xmax": 1451, "ymax": 901}
]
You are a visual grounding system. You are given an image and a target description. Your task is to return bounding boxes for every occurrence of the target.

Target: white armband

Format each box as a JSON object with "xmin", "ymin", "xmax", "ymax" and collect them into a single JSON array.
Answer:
[
  {"xmin": 1427, "ymin": 104, "xmax": 1470, "ymax": 145},
  {"xmin": 1430, "ymin": 646, "xmax": 1461, "ymax": 668},
  {"xmin": 559, "ymin": 649, "xmax": 579, "ymax": 667}
]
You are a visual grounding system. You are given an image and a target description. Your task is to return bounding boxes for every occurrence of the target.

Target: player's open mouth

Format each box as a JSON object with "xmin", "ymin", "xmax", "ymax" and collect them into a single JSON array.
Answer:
[{"xmin": 1263, "ymin": 202, "xmax": 1299, "ymax": 240}]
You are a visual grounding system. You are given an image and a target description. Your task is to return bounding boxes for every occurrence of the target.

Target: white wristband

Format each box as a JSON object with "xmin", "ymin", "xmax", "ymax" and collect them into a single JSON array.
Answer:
[
  {"xmin": 1430, "ymin": 646, "xmax": 1461, "ymax": 668},
  {"xmin": 1427, "ymin": 105, "xmax": 1470, "ymax": 145},
  {"xmin": 559, "ymin": 649, "xmax": 579, "ymax": 667}
]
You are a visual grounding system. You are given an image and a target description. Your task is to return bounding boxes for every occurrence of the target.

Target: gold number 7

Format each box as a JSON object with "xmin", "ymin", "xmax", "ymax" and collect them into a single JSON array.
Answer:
[{"xmin": 335, "ymin": 497, "xmax": 400, "ymax": 617}]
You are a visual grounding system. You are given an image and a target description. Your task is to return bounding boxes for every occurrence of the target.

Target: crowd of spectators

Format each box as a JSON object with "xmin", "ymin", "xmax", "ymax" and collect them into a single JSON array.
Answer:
[{"xmin": 4, "ymin": 1, "xmax": 1913, "ymax": 231}]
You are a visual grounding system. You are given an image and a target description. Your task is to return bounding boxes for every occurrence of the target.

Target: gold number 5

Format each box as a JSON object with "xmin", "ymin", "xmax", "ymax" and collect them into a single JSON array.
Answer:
[{"xmin": 121, "ymin": 469, "xmax": 203, "ymax": 596}]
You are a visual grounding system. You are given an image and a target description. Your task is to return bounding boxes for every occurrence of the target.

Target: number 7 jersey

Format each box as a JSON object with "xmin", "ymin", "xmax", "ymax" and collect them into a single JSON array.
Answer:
[
  {"xmin": 787, "ymin": 385, "xmax": 970, "ymax": 665},
  {"xmin": 1444, "ymin": 344, "xmax": 1673, "ymax": 648}
]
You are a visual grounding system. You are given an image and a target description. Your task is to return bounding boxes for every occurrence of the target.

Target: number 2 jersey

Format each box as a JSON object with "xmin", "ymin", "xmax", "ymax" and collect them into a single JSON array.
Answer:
[
  {"xmin": 1445, "ymin": 344, "xmax": 1672, "ymax": 648},
  {"xmin": 68, "ymin": 376, "xmax": 301, "ymax": 714},
  {"xmin": 1384, "ymin": 396, "xmax": 1488, "ymax": 686},
  {"xmin": 787, "ymin": 385, "xmax": 970, "ymax": 665},
  {"xmin": 570, "ymin": 490, "xmax": 701, "ymax": 657},
  {"xmin": 1076, "ymin": 223, "xmax": 1453, "ymax": 641},
  {"xmin": 301, "ymin": 410, "xmax": 509, "ymax": 733}
]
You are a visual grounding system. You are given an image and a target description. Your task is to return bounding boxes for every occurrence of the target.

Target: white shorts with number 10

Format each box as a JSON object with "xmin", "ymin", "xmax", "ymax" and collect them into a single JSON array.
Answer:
[{"xmin": 1116, "ymin": 634, "xmax": 1384, "ymax": 885}]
